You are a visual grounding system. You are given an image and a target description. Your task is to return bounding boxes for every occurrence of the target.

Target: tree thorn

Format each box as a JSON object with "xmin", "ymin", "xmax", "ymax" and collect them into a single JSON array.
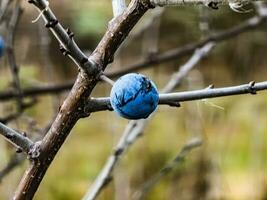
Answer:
[
  {"xmin": 248, "ymin": 81, "xmax": 257, "ymax": 95},
  {"xmin": 66, "ymin": 28, "xmax": 74, "ymax": 38},
  {"xmin": 207, "ymin": 1, "xmax": 219, "ymax": 10},
  {"xmin": 22, "ymin": 132, "xmax": 27, "ymax": 137},
  {"xmin": 45, "ymin": 19, "xmax": 58, "ymax": 28},
  {"xmin": 80, "ymin": 57, "xmax": 88, "ymax": 66},
  {"xmin": 28, "ymin": 0, "xmax": 35, "ymax": 4},
  {"xmin": 59, "ymin": 45, "xmax": 70, "ymax": 56},
  {"xmin": 207, "ymin": 84, "xmax": 214, "ymax": 89}
]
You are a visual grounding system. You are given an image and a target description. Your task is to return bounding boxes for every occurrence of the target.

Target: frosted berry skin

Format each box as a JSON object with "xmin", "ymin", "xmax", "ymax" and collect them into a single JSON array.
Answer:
[
  {"xmin": 0, "ymin": 36, "xmax": 5, "ymax": 57},
  {"xmin": 110, "ymin": 73, "xmax": 159, "ymax": 120}
]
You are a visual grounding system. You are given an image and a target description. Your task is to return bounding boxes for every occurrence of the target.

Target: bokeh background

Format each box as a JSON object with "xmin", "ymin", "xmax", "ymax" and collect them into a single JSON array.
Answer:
[{"xmin": 0, "ymin": 0, "xmax": 267, "ymax": 199}]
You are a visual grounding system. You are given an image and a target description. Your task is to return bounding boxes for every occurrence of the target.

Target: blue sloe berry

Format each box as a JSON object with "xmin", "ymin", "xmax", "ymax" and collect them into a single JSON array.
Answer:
[
  {"xmin": 0, "ymin": 36, "xmax": 5, "ymax": 57},
  {"xmin": 110, "ymin": 73, "xmax": 159, "ymax": 120}
]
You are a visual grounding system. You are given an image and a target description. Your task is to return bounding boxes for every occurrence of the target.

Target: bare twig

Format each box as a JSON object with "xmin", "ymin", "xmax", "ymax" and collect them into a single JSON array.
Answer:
[
  {"xmin": 85, "ymin": 81, "xmax": 267, "ymax": 112},
  {"xmin": 159, "ymin": 81, "xmax": 266, "ymax": 101},
  {"xmin": 6, "ymin": 1, "xmax": 23, "ymax": 110},
  {"xmin": 0, "ymin": 122, "xmax": 34, "ymax": 154},
  {"xmin": 38, "ymin": 19, "xmax": 60, "ymax": 113},
  {"xmin": 133, "ymin": 138, "xmax": 202, "ymax": 200},
  {"xmin": 150, "ymin": 0, "xmax": 258, "ymax": 8},
  {"xmin": 119, "ymin": 7, "xmax": 164, "ymax": 52},
  {"xmin": 0, "ymin": 81, "xmax": 73, "ymax": 102},
  {"xmin": 0, "ymin": 0, "xmax": 12, "ymax": 23},
  {"xmin": 162, "ymin": 42, "xmax": 215, "ymax": 92},
  {"xmin": 123, "ymin": 13, "xmax": 267, "ymax": 74},
  {"xmin": 27, "ymin": 0, "xmax": 94, "ymax": 73},
  {"xmin": 82, "ymin": 120, "xmax": 147, "ymax": 200}
]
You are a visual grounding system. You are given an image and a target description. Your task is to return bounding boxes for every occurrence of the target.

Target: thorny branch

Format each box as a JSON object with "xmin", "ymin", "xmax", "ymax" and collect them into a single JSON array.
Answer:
[
  {"xmin": 6, "ymin": 1, "xmax": 23, "ymax": 110},
  {"xmin": 150, "ymin": 0, "xmax": 260, "ymax": 10},
  {"xmin": 86, "ymin": 80, "xmax": 267, "ymax": 112}
]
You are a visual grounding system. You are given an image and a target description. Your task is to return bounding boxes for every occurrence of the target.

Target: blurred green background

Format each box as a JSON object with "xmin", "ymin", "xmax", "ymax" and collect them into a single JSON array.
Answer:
[{"xmin": 0, "ymin": 0, "xmax": 267, "ymax": 199}]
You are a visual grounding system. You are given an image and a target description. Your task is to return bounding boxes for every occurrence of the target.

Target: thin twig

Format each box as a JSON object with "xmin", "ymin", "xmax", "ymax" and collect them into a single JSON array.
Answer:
[
  {"xmin": 162, "ymin": 42, "xmax": 215, "ymax": 92},
  {"xmin": 27, "ymin": 0, "xmax": 94, "ymax": 73},
  {"xmin": 85, "ymin": 81, "xmax": 267, "ymax": 112},
  {"xmin": 133, "ymin": 138, "xmax": 202, "ymax": 200},
  {"xmin": 38, "ymin": 19, "xmax": 60, "ymax": 113},
  {"xmin": 0, "ymin": 81, "xmax": 74, "ymax": 102},
  {"xmin": 122, "ymin": 13, "xmax": 267, "ymax": 74},
  {"xmin": 6, "ymin": 1, "xmax": 23, "ymax": 110},
  {"xmin": 150, "ymin": 0, "xmax": 258, "ymax": 8},
  {"xmin": 0, "ymin": 0, "xmax": 12, "ymax": 23},
  {"xmin": 0, "ymin": 122, "xmax": 34, "ymax": 154}
]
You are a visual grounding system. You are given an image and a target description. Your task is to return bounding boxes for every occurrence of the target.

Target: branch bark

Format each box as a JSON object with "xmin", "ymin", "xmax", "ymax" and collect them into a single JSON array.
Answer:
[
  {"xmin": 13, "ymin": 0, "xmax": 154, "ymax": 199},
  {"xmin": 150, "ymin": 0, "xmax": 259, "ymax": 7},
  {"xmin": 85, "ymin": 81, "xmax": 267, "ymax": 112},
  {"xmin": 0, "ymin": 122, "xmax": 34, "ymax": 154}
]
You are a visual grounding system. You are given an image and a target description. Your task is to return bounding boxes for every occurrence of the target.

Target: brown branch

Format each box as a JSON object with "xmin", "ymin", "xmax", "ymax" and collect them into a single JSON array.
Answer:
[{"xmin": 13, "ymin": 0, "xmax": 153, "ymax": 199}]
